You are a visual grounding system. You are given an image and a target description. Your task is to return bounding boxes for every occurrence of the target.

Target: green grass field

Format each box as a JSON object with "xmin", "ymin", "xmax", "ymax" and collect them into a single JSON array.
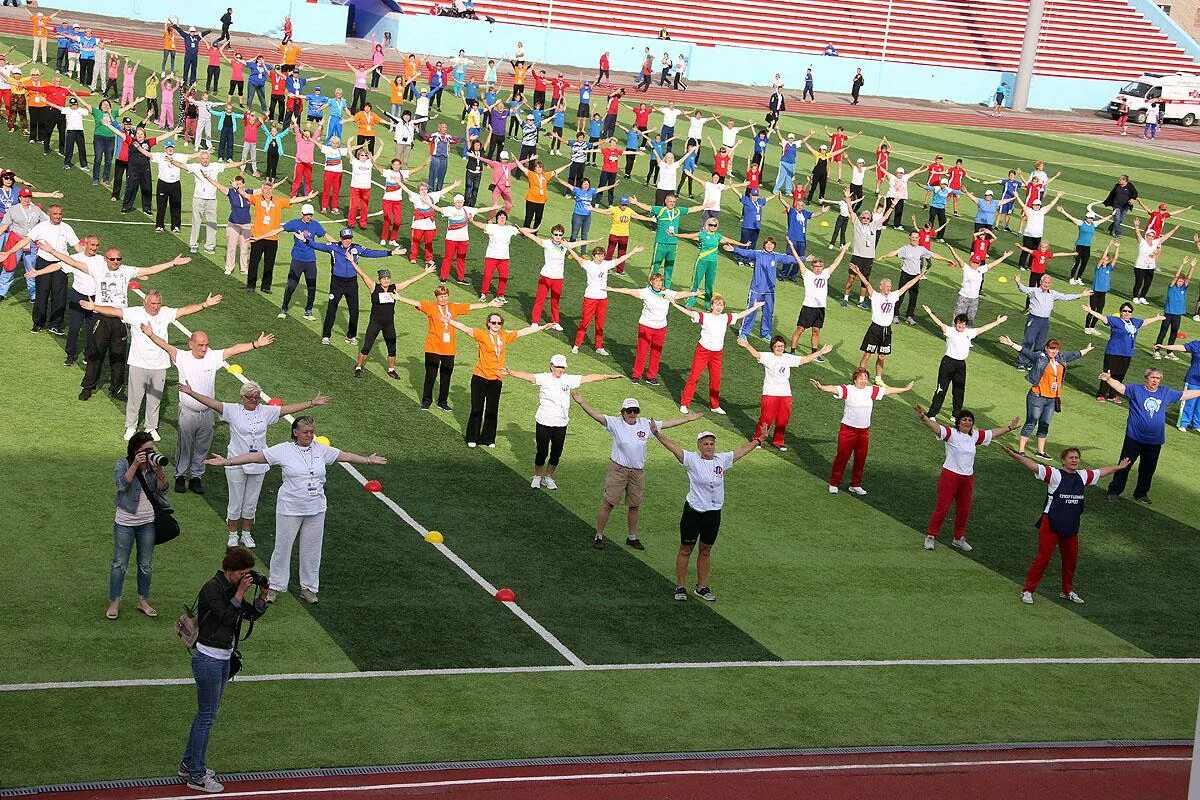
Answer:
[{"xmin": 0, "ymin": 33, "xmax": 1197, "ymax": 789}]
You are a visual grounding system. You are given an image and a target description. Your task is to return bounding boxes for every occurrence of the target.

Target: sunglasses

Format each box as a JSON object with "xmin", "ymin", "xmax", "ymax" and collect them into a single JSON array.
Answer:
[
  {"xmin": 106, "ymin": 256, "xmax": 123, "ymax": 262},
  {"xmin": 487, "ymin": 320, "xmax": 503, "ymax": 326}
]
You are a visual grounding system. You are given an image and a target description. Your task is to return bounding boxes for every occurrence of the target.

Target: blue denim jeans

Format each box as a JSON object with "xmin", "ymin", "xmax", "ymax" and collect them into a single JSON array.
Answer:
[
  {"xmin": 182, "ymin": 650, "xmax": 229, "ymax": 781},
  {"xmin": 1109, "ymin": 205, "xmax": 1128, "ymax": 236},
  {"xmin": 109, "ymin": 521, "xmax": 155, "ymax": 602},
  {"xmin": 1180, "ymin": 382, "xmax": 1199, "ymax": 430},
  {"xmin": 1020, "ymin": 392, "xmax": 1056, "ymax": 439},
  {"xmin": 0, "ymin": 250, "xmax": 37, "ymax": 300}
]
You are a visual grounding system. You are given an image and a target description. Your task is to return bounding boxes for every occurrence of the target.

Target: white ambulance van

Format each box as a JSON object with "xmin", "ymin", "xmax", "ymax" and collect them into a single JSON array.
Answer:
[{"xmin": 1109, "ymin": 72, "xmax": 1200, "ymax": 126}]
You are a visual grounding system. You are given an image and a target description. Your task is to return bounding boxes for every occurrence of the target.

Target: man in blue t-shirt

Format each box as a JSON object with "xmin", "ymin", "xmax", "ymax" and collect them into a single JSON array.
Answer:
[
  {"xmin": 729, "ymin": 238, "xmax": 798, "ymax": 340},
  {"xmin": 278, "ymin": 203, "xmax": 327, "ymax": 319},
  {"xmin": 1100, "ymin": 366, "xmax": 1200, "ymax": 503}
]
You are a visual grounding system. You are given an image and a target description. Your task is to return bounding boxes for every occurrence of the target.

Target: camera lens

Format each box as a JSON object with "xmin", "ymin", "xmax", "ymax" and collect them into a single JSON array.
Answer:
[{"xmin": 147, "ymin": 451, "xmax": 170, "ymax": 467}]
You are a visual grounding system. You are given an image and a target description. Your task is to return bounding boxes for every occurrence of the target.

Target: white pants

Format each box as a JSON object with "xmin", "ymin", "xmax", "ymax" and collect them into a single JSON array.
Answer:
[
  {"xmin": 225, "ymin": 223, "xmax": 251, "ymax": 275},
  {"xmin": 269, "ymin": 512, "xmax": 325, "ymax": 593},
  {"xmin": 225, "ymin": 468, "xmax": 266, "ymax": 521},
  {"xmin": 189, "ymin": 197, "xmax": 217, "ymax": 251},
  {"xmin": 195, "ymin": 116, "xmax": 212, "ymax": 149},
  {"xmin": 125, "ymin": 365, "xmax": 166, "ymax": 430}
]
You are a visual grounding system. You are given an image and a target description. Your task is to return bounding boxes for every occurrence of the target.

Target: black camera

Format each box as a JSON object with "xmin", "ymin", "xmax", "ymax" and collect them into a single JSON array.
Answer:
[
  {"xmin": 249, "ymin": 570, "xmax": 270, "ymax": 589},
  {"xmin": 147, "ymin": 450, "xmax": 170, "ymax": 467}
]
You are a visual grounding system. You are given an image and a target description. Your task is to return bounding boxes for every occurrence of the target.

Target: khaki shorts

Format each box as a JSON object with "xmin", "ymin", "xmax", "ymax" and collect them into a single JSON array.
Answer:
[{"xmin": 603, "ymin": 461, "xmax": 645, "ymax": 508}]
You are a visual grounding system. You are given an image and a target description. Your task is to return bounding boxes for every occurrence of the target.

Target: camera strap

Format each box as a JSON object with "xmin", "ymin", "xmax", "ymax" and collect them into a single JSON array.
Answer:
[{"xmin": 134, "ymin": 468, "xmax": 166, "ymax": 513}]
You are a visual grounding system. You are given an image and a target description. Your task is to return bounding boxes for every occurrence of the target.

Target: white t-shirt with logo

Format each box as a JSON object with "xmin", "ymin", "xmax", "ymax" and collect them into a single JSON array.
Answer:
[
  {"xmin": 188, "ymin": 162, "xmax": 224, "ymax": 200},
  {"xmin": 264, "ymin": 440, "xmax": 341, "ymax": 516},
  {"xmin": 150, "ymin": 152, "xmax": 183, "ymax": 183},
  {"xmin": 174, "ymin": 348, "xmax": 226, "ymax": 411},
  {"xmin": 944, "ymin": 327, "xmax": 978, "ymax": 360},
  {"xmin": 759, "ymin": 351, "xmax": 804, "ymax": 397},
  {"xmin": 221, "ymin": 402, "xmax": 282, "ymax": 475},
  {"xmin": 802, "ymin": 269, "xmax": 831, "ymax": 308},
  {"xmin": 540, "ymin": 239, "xmax": 569, "ymax": 279},
  {"xmin": 870, "ymin": 289, "xmax": 901, "ymax": 327},
  {"xmin": 582, "ymin": 258, "xmax": 615, "ymax": 300},
  {"xmin": 349, "ymin": 158, "xmax": 373, "ymax": 190},
  {"xmin": 936, "ymin": 425, "xmax": 992, "ymax": 476},
  {"xmin": 835, "ymin": 383, "xmax": 884, "ymax": 428},
  {"xmin": 380, "ymin": 168, "xmax": 410, "ymax": 202},
  {"xmin": 533, "ymin": 372, "xmax": 583, "ymax": 427},
  {"xmin": 603, "ymin": 415, "xmax": 662, "ymax": 469},
  {"xmin": 637, "ymin": 286, "xmax": 677, "ymax": 328},
  {"xmin": 484, "ymin": 223, "xmax": 519, "ymax": 260},
  {"xmin": 320, "ymin": 145, "xmax": 348, "ymax": 173},
  {"xmin": 89, "ymin": 264, "xmax": 138, "ymax": 308},
  {"xmin": 959, "ymin": 264, "xmax": 990, "ymax": 299},
  {"xmin": 696, "ymin": 311, "xmax": 734, "ymax": 352},
  {"xmin": 123, "ymin": 306, "xmax": 178, "ymax": 370},
  {"xmin": 683, "ymin": 450, "xmax": 734, "ymax": 512}
]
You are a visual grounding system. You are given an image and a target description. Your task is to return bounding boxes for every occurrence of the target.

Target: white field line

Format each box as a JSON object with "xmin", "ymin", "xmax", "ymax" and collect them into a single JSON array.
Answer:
[
  {"xmin": 4, "ymin": 656, "xmax": 1197, "ymax": 692},
  {"xmin": 98, "ymin": 756, "xmax": 1197, "ymax": 800},
  {"xmin": 132, "ymin": 291, "xmax": 585, "ymax": 668}
]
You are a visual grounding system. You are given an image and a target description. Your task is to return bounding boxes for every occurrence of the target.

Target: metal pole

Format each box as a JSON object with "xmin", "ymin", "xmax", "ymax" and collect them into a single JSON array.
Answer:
[
  {"xmin": 1012, "ymin": 0, "xmax": 1046, "ymax": 112},
  {"xmin": 877, "ymin": 0, "xmax": 892, "ymax": 95},
  {"xmin": 1189, "ymin": 693, "xmax": 1200, "ymax": 799}
]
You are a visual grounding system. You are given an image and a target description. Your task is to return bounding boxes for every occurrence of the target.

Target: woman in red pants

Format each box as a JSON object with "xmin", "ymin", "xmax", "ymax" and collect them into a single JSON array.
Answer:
[
  {"xmin": 811, "ymin": 368, "xmax": 912, "ymax": 494},
  {"xmin": 434, "ymin": 195, "xmax": 499, "ymax": 284},
  {"xmin": 522, "ymin": 225, "xmax": 591, "ymax": 331},
  {"xmin": 738, "ymin": 335, "xmax": 832, "ymax": 449},
  {"xmin": 402, "ymin": 178, "xmax": 461, "ymax": 268},
  {"xmin": 567, "ymin": 243, "xmax": 643, "ymax": 355},
  {"xmin": 998, "ymin": 444, "xmax": 1129, "ymax": 605},
  {"xmin": 915, "ymin": 405, "xmax": 1019, "ymax": 552},
  {"xmin": 674, "ymin": 296, "xmax": 764, "ymax": 414},
  {"xmin": 609, "ymin": 273, "xmax": 700, "ymax": 385}
]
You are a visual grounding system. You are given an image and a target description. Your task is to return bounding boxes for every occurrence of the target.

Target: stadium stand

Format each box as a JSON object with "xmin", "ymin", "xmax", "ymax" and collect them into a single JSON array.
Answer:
[{"xmin": 401, "ymin": 0, "xmax": 1198, "ymax": 81}]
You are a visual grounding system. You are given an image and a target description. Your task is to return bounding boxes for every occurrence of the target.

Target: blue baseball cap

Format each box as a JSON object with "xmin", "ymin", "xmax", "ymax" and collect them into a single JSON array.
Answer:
[
  {"xmin": 339, "ymin": 227, "xmax": 354, "ymax": 239},
  {"xmin": 749, "ymin": 187, "xmax": 759, "ymax": 195},
  {"xmin": 163, "ymin": 139, "xmax": 175, "ymax": 148},
  {"xmin": 619, "ymin": 195, "xmax": 629, "ymax": 205}
]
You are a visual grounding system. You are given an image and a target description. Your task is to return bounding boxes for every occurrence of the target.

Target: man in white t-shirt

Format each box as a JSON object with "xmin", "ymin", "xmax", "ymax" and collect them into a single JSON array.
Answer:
[
  {"xmin": 882, "ymin": 230, "xmax": 953, "ymax": 325},
  {"xmin": 151, "ymin": 140, "xmax": 187, "ymax": 233},
  {"xmin": 504, "ymin": 353, "xmax": 620, "ymax": 489},
  {"xmin": 650, "ymin": 424, "xmax": 759, "ymax": 601},
  {"xmin": 139, "ymin": 325, "xmax": 275, "ymax": 494},
  {"xmin": 922, "ymin": 306, "xmax": 1008, "ymax": 420},
  {"xmin": 842, "ymin": 199, "xmax": 886, "ymax": 309},
  {"xmin": 1015, "ymin": 191, "xmax": 1062, "ymax": 269},
  {"xmin": 946, "ymin": 245, "xmax": 1012, "ymax": 323},
  {"xmin": 792, "ymin": 244, "xmax": 848, "ymax": 359},
  {"xmin": 849, "ymin": 264, "xmax": 925, "ymax": 385},
  {"xmin": 20, "ymin": 203, "xmax": 79, "ymax": 334},
  {"xmin": 568, "ymin": 244, "xmax": 643, "ymax": 354},
  {"xmin": 572, "ymin": 393, "xmax": 699, "ymax": 550},
  {"xmin": 915, "ymin": 404, "xmax": 1019, "ymax": 551},
  {"xmin": 184, "ymin": 150, "xmax": 237, "ymax": 254},
  {"xmin": 57, "ymin": 95, "xmax": 89, "ymax": 170},
  {"xmin": 20, "ymin": 231, "xmax": 99, "ymax": 366}
]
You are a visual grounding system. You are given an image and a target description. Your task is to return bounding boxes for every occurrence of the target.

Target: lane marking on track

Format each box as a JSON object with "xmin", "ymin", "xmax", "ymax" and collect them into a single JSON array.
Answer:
[
  {"xmin": 108, "ymin": 756, "xmax": 1195, "ymax": 800},
  {"xmin": 4, "ymin": 655, "xmax": 1197, "ymax": 692}
]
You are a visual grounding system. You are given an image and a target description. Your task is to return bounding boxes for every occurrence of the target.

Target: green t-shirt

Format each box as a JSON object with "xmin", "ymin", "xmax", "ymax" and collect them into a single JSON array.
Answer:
[
  {"xmin": 652, "ymin": 206, "xmax": 687, "ymax": 245},
  {"xmin": 92, "ymin": 108, "xmax": 116, "ymax": 138},
  {"xmin": 696, "ymin": 229, "xmax": 722, "ymax": 260}
]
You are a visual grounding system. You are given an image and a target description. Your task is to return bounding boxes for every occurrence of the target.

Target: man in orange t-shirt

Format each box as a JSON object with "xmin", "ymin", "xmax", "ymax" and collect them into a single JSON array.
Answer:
[
  {"xmin": 396, "ymin": 284, "xmax": 495, "ymax": 410},
  {"xmin": 448, "ymin": 310, "xmax": 544, "ymax": 446}
]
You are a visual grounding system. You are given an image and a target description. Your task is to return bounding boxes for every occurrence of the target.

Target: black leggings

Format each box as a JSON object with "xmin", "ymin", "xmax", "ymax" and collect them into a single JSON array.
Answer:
[
  {"xmin": 1099, "ymin": 353, "xmax": 1131, "ymax": 400},
  {"xmin": 927, "ymin": 355, "xmax": 967, "ymax": 417},
  {"xmin": 1086, "ymin": 291, "xmax": 1107, "ymax": 329},
  {"xmin": 322, "ymin": 275, "xmax": 359, "ymax": 338},
  {"xmin": 928, "ymin": 206, "xmax": 947, "ymax": 231},
  {"xmin": 465, "ymin": 375, "xmax": 502, "ymax": 445},
  {"xmin": 831, "ymin": 215, "xmax": 848, "ymax": 246},
  {"xmin": 524, "ymin": 201, "xmax": 545, "ymax": 230},
  {"xmin": 887, "ymin": 198, "xmax": 904, "ymax": 227},
  {"xmin": 1070, "ymin": 244, "xmax": 1091, "ymax": 281},
  {"xmin": 361, "ymin": 316, "xmax": 397, "ymax": 357},
  {"xmin": 1132, "ymin": 268, "xmax": 1154, "ymax": 299},
  {"xmin": 645, "ymin": 159, "xmax": 659, "ymax": 185},
  {"xmin": 902, "ymin": 277, "xmax": 921, "ymax": 319},
  {"xmin": 422, "ymin": 352, "xmax": 454, "ymax": 406},
  {"xmin": 1156, "ymin": 313, "xmax": 1182, "ymax": 346},
  {"xmin": 534, "ymin": 422, "xmax": 567, "ymax": 467},
  {"xmin": 808, "ymin": 168, "xmax": 828, "ymax": 201}
]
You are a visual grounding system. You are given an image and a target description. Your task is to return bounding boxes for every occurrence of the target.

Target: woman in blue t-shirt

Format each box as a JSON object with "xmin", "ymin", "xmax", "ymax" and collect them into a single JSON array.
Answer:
[
  {"xmin": 1154, "ymin": 258, "xmax": 1194, "ymax": 354},
  {"xmin": 1084, "ymin": 241, "xmax": 1117, "ymax": 333},
  {"xmin": 1060, "ymin": 205, "xmax": 1113, "ymax": 284},
  {"xmin": 1083, "ymin": 301, "xmax": 1163, "ymax": 402}
]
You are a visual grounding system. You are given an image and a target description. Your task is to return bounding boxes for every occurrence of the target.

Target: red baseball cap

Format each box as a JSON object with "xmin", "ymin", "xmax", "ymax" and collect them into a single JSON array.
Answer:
[{"xmin": 18, "ymin": 188, "xmax": 33, "ymax": 198}]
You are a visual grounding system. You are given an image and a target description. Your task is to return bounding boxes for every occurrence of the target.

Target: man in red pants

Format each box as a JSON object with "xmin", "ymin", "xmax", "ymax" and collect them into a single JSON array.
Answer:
[
  {"xmin": 915, "ymin": 406, "xmax": 1019, "ymax": 552},
  {"xmin": 998, "ymin": 444, "xmax": 1130, "ymax": 605}
]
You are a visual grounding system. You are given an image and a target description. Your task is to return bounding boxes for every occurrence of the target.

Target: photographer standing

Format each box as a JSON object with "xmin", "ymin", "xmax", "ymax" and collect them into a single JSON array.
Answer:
[
  {"xmin": 180, "ymin": 545, "xmax": 267, "ymax": 794},
  {"xmin": 109, "ymin": 432, "xmax": 168, "ymax": 620}
]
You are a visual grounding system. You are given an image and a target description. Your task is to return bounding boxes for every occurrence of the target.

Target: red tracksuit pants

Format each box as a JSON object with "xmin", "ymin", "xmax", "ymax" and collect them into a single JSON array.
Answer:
[
  {"xmin": 532, "ymin": 275, "xmax": 563, "ymax": 324},
  {"xmin": 409, "ymin": 228, "xmax": 436, "ymax": 263},
  {"xmin": 754, "ymin": 394, "xmax": 791, "ymax": 447},
  {"xmin": 927, "ymin": 469, "xmax": 975, "ymax": 540},
  {"xmin": 1023, "ymin": 517, "xmax": 1079, "ymax": 594},
  {"xmin": 321, "ymin": 171, "xmax": 342, "ymax": 211},
  {"xmin": 681, "ymin": 344, "xmax": 723, "ymax": 409},
  {"xmin": 574, "ymin": 297, "xmax": 609, "ymax": 349},
  {"xmin": 482, "ymin": 257, "xmax": 510, "ymax": 296},
  {"xmin": 347, "ymin": 187, "xmax": 371, "ymax": 228},
  {"xmin": 633, "ymin": 324, "xmax": 667, "ymax": 379},
  {"xmin": 291, "ymin": 161, "xmax": 313, "ymax": 197},
  {"xmin": 440, "ymin": 239, "xmax": 469, "ymax": 281},
  {"xmin": 830, "ymin": 423, "xmax": 870, "ymax": 488},
  {"xmin": 382, "ymin": 199, "xmax": 403, "ymax": 242}
]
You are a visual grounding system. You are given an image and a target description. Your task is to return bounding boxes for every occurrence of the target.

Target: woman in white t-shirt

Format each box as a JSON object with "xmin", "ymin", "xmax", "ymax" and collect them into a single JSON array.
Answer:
[
  {"xmin": 470, "ymin": 210, "xmax": 521, "ymax": 303},
  {"xmin": 738, "ymin": 335, "xmax": 831, "ymax": 450},
  {"xmin": 567, "ymin": 244, "xmax": 643, "ymax": 355},
  {"xmin": 609, "ymin": 272, "xmax": 701, "ymax": 385},
  {"xmin": 1129, "ymin": 218, "xmax": 1178, "ymax": 304},
  {"xmin": 181, "ymin": 381, "xmax": 329, "ymax": 549},
  {"xmin": 674, "ymin": 294, "xmax": 762, "ymax": 414},
  {"xmin": 433, "ymin": 195, "xmax": 499, "ymax": 284},
  {"xmin": 521, "ymin": 224, "xmax": 583, "ymax": 331},
  {"xmin": 922, "ymin": 307, "xmax": 1008, "ymax": 420},
  {"xmin": 915, "ymin": 404, "xmax": 1019, "ymax": 552},
  {"xmin": 203, "ymin": 416, "xmax": 386, "ymax": 604},
  {"xmin": 504, "ymin": 354, "xmax": 620, "ymax": 489},
  {"xmin": 649, "ymin": 423, "xmax": 760, "ymax": 602},
  {"xmin": 811, "ymin": 368, "xmax": 912, "ymax": 494}
]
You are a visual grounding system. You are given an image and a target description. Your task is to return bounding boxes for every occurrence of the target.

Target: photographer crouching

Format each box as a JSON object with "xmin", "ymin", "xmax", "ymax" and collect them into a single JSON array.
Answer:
[
  {"xmin": 109, "ymin": 432, "xmax": 170, "ymax": 620},
  {"xmin": 180, "ymin": 545, "xmax": 268, "ymax": 793}
]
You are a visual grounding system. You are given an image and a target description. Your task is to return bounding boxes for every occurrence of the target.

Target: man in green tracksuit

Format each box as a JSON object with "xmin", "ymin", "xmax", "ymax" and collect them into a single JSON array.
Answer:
[
  {"xmin": 629, "ymin": 193, "xmax": 694, "ymax": 287},
  {"xmin": 670, "ymin": 217, "xmax": 742, "ymax": 309}
]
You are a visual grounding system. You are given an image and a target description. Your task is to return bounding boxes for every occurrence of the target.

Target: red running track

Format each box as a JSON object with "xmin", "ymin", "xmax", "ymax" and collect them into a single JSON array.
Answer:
[
  {"xmin": 3, "ymin": 16, "xmax": 1199, "ymax": 138},
  {"xmin": 27, "ymin": 745, "xmax": 1190, "ymax": 800}
]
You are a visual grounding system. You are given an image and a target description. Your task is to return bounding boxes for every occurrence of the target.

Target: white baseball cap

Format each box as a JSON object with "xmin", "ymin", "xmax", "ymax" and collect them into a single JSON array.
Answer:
[
  {"xmin": 550, "ymin": 353, "xmax": 567, "ymax": 368},
  {"xmin": 856, "ymin": 158, "xmax": 865, "ymax": 165},
  {"xmin": 500, "ymin": 150, "xmax": 510, "ymax": 160},
  {"xmin": 896, "ymin": 167, "xmax": 906, "ymax": 174},
  {"xmin": 621, "ymin": 397, "xmax": 640, "ymax": 411},
  {"xmin": 696, "ymin": 430, "xmax": 717, "ymax": 442},
  {"xmin": 300, "ymin": 203, "xmax": 315, "ymax": 215},
  {"xmin": 984, "ymin": 189, "xmax": 993, "ymax": 196}
]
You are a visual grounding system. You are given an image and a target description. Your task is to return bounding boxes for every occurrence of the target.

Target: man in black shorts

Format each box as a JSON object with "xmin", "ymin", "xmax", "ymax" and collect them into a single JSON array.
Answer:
[
  {"xmin": 650, "ymin": 423, "xmax": 759, "ymax": 602},
  {"xmin": 842, "ymin": 200, "xmax": 885, "ymax": 309},
  {"xmin": 850, "ymin": 266, "xmax": 924, "ymax": 385}
]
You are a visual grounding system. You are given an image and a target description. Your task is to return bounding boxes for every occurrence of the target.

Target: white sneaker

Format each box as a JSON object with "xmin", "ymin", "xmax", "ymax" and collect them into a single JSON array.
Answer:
[
  {"xmin": 711, "ymin": 406, "xmax": 726, "ymax": 415},
  {"xmin": 679, "ymin": 405, "xmax": 689, "ymax": 414},
  {"xmin": 467, "ymin": 442, "xmax": 478, "ymax": 448},
  {"xmin": 149, "ymin": 429, "xmax": 161, "ymax": 442},
  {"xmin": 186, "ymin": 775, "xmax": 224, "ymax": 794},
  {"xmin": 1020, "ymin": 591, "xmax": 1034, "ymax": 604},
  {"xmin": 873, "ymin": 376, "xmax": 885, "ymax": 386},
  {"xmin": 1060, "ymin": 590, "xmax": 1084, "ymax": 604},
  {"xmin": 345, "ymin": 337, "xmax": 358, "ymax": 345},
  {"xmin": 240, "ymin": 532, "xmax": 256, "ymax": 548},
  {"xmin": 541, "ymin": 476, "xmax": 558, "ymax": 490},
  {"xmin": 952, "ymin": 538, "xmax": 973, "ymax": 552},
  {"xmin": 277, "ymin": 312, "xmax": 286, "ymax": 319},
  {"xmin": 479, "ymin": 293, "xmax": 488, "ymax": 302},
  {"xmin": 828, "ymin": 485, "xmax": 839, "ymax": 494},
  {"xmin": 1193, "ymin": 315, "xmax": 1200, "ymax": 322},
  {"xmin": 123, "ymin": 427, "xmax": 137, "ymax": 441},
  {"xmin": 1154, "ymin": 351, "xmax": 1162, "ymax": 360},
  {"xmin": 923, "ymin": 535, "xmax": 935, "ymax": 550},
  {"xmin": 571, "ymin": 345, "xmax": 579, "ymax": 354},
  {"xmin": 226, "ymin": 532, "xmax": 239, "ymax": 547},
  {"xmin": 321, "ymin": 337, "xmax": 331, "ymax": 345},
  {"xmin": 530, "ymin": 475, "xmax": 542, "ymax": 489},
  {"xmin": 487, "ymin": 443, "xmax": 496, "ymax": 448},
  {"xmin": 595, "ymin": 348, "xmax": 610, "ymax": 356},
  {"xmin": 1084, "ymin": 328, "xmax": 1095, "ymax": 335},
  {"xmin": 380, "ymin": 238, "xmax": 387, "ymax": 245},
  {"xmin": 550, "ymin": 323, "xmax": 564, "ymax": 331},
  {"xmin": 847, "ymin": 486, "xmax": 867, "ymax": 496}
]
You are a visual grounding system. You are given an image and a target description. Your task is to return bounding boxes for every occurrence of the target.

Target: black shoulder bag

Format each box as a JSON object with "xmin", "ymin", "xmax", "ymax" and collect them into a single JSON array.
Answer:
[{"xmin": 135, "ymin": 469, "xmax": 182, "ymax": 545}]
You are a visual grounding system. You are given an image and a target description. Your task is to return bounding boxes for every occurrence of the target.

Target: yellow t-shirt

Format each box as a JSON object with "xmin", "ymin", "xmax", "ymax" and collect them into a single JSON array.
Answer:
[{"xmin": 608, "ymin": 207, "xmax": 633, "ymax": 237}]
